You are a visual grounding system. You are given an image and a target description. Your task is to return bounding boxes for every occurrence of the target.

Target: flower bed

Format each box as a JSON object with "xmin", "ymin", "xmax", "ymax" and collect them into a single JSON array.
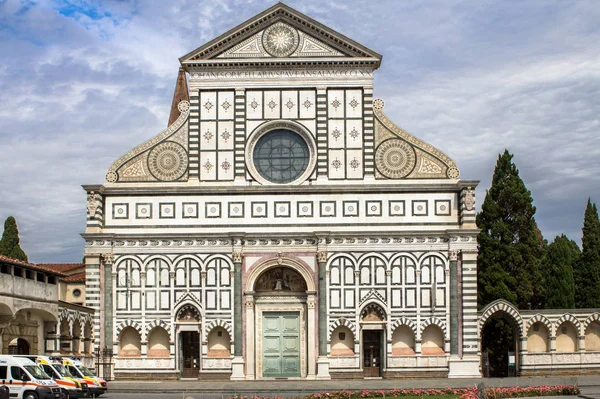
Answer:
[
  {"xmin": 477, "ymin": 385, "xmax": 580, "ymax": 399},
  {"xmin": 232, "ymin": 385, "xmax": 580, "ymax": 399}
]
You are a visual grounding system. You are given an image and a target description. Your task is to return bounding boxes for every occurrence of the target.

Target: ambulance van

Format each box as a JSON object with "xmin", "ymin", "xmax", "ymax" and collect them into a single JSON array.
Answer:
[
  {"xmin": 0, "ymin": 356, "xmax": 62, "ymax": 399},
  {"xmin": 61, "ymin": 359, "xmax": 106, "ymax": 398},
  {"xmin": 29, "ymin": 356, "xmax": 88, "ymax": 398}
]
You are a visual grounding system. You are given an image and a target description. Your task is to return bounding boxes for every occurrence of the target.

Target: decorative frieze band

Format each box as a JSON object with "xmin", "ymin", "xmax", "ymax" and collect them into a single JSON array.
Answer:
[{"xmin": 85, "ymin": 235, "xmax": 476, "ymax": 249}]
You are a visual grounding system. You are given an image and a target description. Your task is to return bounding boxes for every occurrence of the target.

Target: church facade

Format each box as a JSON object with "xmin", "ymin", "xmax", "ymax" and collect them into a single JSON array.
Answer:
[{"xmin": 81, "ymin": 4, "xmax": 598, "ymax": 380}]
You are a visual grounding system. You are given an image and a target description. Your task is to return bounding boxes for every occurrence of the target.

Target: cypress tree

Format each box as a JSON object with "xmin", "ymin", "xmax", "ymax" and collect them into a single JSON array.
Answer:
[
  {"xmin": 477, "ymin": 150, "xmax": 545, "ymax": 310},
  {"xmin": 543, "ymin": 235, "xmax": 578, "ymax": 309},
  {"xmin": 0, "ymin": 216, "xmax": 28, "ymax": 262},
  {"xmin": 575, "ymin": 199, "xmax": 600, "ymax": 308}
]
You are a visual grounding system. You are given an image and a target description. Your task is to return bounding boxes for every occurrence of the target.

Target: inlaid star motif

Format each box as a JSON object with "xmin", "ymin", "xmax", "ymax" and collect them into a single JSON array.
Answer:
[
  {"xmin": 332, "ymin": 158, "xmax": 342, "ymax": 171},
  {"xmin": 203, "ymin": 160, "xmax": 213, "ymax": 171},
  {"xmin": 204, "ymin": 100, "xmax": 213, "ymax": 111},
  {"xmin": 203, "ymin": 130, "xmax": 213, "ymax": 141},
  {"xmin": 268, "ymin": 99, "xmax": 277, "ymax": 110},
  {"xmin": 349, "ymin": 127, "xmax": 359, "ymax": 140},
  {"xmin": 221, "ymin": 129, "xmax": 231, "ymax": 142},
  {"xmin": 303, "ymin": 98, "xmax": 313, "ymax": 109},
  {"xmin": 349, "ymin": 98, "xmax": 359, "ymax": 109},
  {"xmin": 331, "ymin": 98, "xmax": 341, "ymax": 109},
  {"xmin": 350, "ymin": 158, "xmax": 360, "ymax": 169},
  {"xmin": 286, "ymin": 99, "xmax": 295, "ymax": 109},
  {"xmin": 332, "ymin": 128, "xmax": 341, "ymax": 140}
]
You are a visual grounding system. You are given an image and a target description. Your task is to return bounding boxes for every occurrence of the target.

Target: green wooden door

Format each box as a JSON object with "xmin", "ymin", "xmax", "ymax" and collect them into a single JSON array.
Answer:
[{"xmin": 262, "ymin": 312, "xmax": 300, "ymax": 377}]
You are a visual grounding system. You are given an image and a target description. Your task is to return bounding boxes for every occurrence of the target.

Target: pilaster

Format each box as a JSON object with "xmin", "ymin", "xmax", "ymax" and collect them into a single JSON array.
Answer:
[
  {"xmin": 316, "ymin": 243, "xmax": 330, "ymax": 379},
  {"xmin": 449, "ymin": 250, "xmax": 459, "ymax": 355},
  {"xmin": 316, "ymin": 87, "xmax": 328, "ymax": 178},
  {"xmin": 102, "ymin": 253, "xmax": 115, "ymax": 350},
  {"xmin": 231, "ymin": 241, "xmax": 245, "ymax": 380},
  {"xmin": 234, "ymin": 88, "xmax": 246, "ymax": 182},
  {"xmin": 85, "ymin": 253, "xmax": 102, "ymax": 352}
]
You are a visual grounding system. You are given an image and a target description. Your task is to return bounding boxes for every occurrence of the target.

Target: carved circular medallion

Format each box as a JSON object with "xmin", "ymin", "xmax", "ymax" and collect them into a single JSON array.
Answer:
[
  {"xmin": 373, "ymin": 98, "xmax": 385, "ymax": 110},
  {"xmin": 262, "ymin": 22, "xmax": 299, "ymax": 57},
  {"xmin": 375, "ymin": 139, "xmax": 416, "ymax": 179},
  {"xmin": 148, "ymin": 141, "xmax": 188, "ymax": 181},
  {"xmin": 447, "ymin": 166, "xmax": 460, "ymax": 179},
  {"xmin": 106, "ymin": 171, "xmax": 117, "ymax": 183},
  {"xmin": 177, "ymin": 100, "xmax": 190, "ymax": 113}
]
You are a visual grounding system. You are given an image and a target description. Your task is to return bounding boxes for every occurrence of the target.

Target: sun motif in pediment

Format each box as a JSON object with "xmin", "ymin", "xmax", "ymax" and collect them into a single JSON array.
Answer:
[{"xmin": 262, "ymin": 22, "xmax": 299, "ymax": 57}]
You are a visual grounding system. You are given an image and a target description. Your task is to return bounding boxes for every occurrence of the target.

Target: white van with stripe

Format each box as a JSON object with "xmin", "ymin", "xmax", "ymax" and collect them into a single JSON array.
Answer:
[{"xmin": 0, "ymin": 356, "xmax": 61, "ymax": 399}]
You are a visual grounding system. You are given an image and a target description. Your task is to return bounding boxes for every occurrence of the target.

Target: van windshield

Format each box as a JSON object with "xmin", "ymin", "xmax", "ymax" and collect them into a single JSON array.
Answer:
[
  {"xmin": 77, "ymin": 365, "xmax": 96, "ymax": 377},
  {"xmin": 67, "ymin": 365, "xmax": 83, "ymax": 378},
  {"xmin": 52, "ymin": 364, "xmax": 72, "ymax": 377},
  {"xmin": 24, "ymin": 365, "xmax": 51, "ymax": 380}
]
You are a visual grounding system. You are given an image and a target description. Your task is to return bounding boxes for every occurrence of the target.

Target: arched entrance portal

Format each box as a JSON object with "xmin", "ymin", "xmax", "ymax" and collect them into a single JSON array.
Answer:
[
  {"xmin": 360, "ymin": 303, "xmax": 386, "ymax": 377},
  {"xmin": 245, "ymin": 258, "xmax": 317, "ymax": 379},
  {"xmin": 479, "ymin": 300, "xmax": 523, "ymax": 377},
  {"xmin": 175, "ymin": 304, "xmax": 202, "ymax": 378}
]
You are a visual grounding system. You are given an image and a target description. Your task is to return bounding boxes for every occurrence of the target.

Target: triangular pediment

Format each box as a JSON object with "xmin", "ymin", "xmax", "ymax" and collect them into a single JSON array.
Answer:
[
  {"xmin": 180, "ymin": 3, "xmax": 381, "ymax": 67},
  {"xmin": 214, "ymin": 24, "xmax": 346, "ymax": 59}
]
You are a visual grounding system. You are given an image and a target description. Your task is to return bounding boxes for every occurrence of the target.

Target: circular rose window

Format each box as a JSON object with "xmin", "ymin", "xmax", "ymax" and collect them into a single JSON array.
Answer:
[
  {"xmin": 247, "ymin": 121, "xmax": 317, "ymax": 185},
  {"xmin": 253, "ymin": 129, "xmax": 309, "ymax": 183}
]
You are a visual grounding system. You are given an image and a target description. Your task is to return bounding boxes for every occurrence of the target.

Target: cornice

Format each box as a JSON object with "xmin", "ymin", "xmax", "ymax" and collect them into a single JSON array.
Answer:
[
  {"xmin": 86, "ymin": 180, "xmax": 479, "ymax": 196},
  {"xmin": 179, "ymin": 3, "xmax": 381, "ymax": 67},
  {"xmin": 182, "ymin": 59, "xmax": 380, "ymax": 71}
]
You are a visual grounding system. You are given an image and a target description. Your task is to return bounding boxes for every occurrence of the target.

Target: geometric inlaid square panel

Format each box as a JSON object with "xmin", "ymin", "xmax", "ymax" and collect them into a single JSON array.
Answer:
[
  {"xmin": 297, "ymin": 201, "xmax": 313, "ymax": 218},
  {"xmin": 205, "ymin": 202, "xmax": 221, "ymax": 218},
  {"xmin": 389, "ymin": 200, "xmax": 405, "ymax": 217},
  {"xmin": 159, "ymin": 202, "xmax": 175, "ymax": 219},
  {"xmin": 228, "ymin": 202, "xmax": 245, "ymax": 218},
  {"xmin": 113, "ymin": 203, "xmax": 129, "ymax": 219},
  {"xmin": 274, "ymin": 201, "xmax": 291, "ymax": 218},
  {"xmin": 251, "ymin": 202, "xmax": 268, "ymax": 218},
  {"xmin": 412, "ymin": 200, "xmax": 428, "ymax": 216},
  {"xmin": 320, "ymin": 201, "xmax": 336, "ymax": 217},
  {"xmin": 343, "ymin": 200, "xmax": 359, "ymax": 217},
  {"xmin": 435, "ymin": 199, "xmax": 451, "ymax": 216},
  {"xmin": 136, "ymin": 203, "xmax": 152, "ymax": 219},
  {"xmin": 365, "ymin": 200, "xmax": 382, "ymax": 217},
  {"xmin": 182, "ymin": 202, "xmax": 198, "ymax": 218}
]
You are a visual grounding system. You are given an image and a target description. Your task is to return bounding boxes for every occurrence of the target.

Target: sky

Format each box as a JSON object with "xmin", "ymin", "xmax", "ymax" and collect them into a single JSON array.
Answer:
[{"xmin": 0, "ymin": 0, "xmax": 599, "ymax": 263}]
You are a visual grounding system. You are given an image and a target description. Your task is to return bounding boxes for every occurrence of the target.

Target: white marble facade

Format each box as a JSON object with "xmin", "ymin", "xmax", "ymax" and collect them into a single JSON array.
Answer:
[{"xmin": 84, "ymin": 4, "xmax": 482, "ymax": 380}]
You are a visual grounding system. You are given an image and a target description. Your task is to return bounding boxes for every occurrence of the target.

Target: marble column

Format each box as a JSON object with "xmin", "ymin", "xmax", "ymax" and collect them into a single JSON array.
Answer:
[
  {"xmin": 231, "ymin": 250, "xmax": 245, "ymax": 380},
  {"xmin": 101, "ymin": 253, "xmax": 115, "ymax": 350},
  {"xmin": 449, "ymin": 250, "xmax": 459, "ymax": 355},
  {"xmin": 316, "ymin": 249, "xmax": 331, "ymax": 379},
  {"xmin": 307, "ymin": 295, "xmax": 317, "ymax": 379},
  {"xmin": 245, "ymin": 296, "xmax": 255, "ymax": 380}
]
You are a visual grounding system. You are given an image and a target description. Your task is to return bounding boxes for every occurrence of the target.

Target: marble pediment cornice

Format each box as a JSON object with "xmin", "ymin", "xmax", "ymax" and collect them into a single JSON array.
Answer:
[{"xmin": 179, "ymin": 3, "xmax": 381, "ymax": 70}]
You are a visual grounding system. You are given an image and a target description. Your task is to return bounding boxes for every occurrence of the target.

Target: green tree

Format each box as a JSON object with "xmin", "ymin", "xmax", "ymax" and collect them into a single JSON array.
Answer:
[
  {"xmin": 477, "ymin": 150, "xmax": 545, "ymax": 310},
  {"xmin": 574, "ymin": 199, "xmax": 600, "ymax": 308},
  {"xmin": 543, "ymin": 234, "xmax": 579, "ymax": 309},
  {"xmin": 0, "ymin": 216, "xmax": 28, "ymax": 262}
]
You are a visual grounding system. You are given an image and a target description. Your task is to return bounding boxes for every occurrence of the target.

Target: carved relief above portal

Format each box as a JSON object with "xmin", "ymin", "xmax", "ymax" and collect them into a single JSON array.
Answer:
[
  {"xmin": 360, "ymin": 303, "xmax": 386, "ymax": 322},
  {"xmin": 176, "ymin": 305, "xmax": 201, "ymax": 322},
  {"xmin": 254, "ymin": 267, "xmax": 308, "ymax": 292}
]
